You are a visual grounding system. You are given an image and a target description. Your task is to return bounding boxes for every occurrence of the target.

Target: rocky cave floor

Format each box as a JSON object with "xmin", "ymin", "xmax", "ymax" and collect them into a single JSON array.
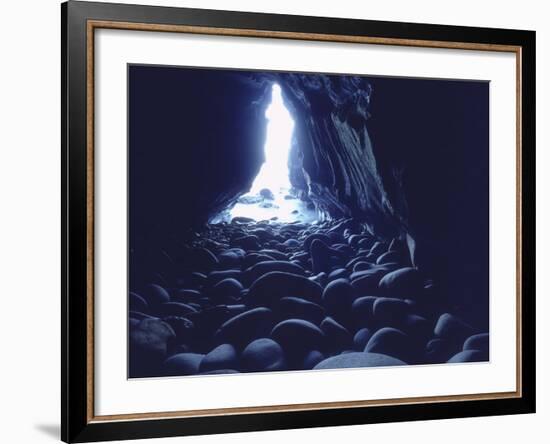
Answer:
[{"xmin": 129, "ymin": 218, "xmax": 489, "ymax": 378}]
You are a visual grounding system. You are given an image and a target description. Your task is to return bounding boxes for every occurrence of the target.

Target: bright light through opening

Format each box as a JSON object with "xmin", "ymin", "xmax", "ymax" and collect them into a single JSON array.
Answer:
[
  {"xmin": 249, "ymin": 84, "xmax": 294, "ymax": 194},
  {"xmin": 227, "ymin": 84, "xmax": 318, "ymax": 223}
]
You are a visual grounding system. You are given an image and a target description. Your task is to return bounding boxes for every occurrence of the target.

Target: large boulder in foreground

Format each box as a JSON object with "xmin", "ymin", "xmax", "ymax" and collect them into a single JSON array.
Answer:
[{"xmin": 314, "ymin": 352, "xmax": 406, "ymax": 370}]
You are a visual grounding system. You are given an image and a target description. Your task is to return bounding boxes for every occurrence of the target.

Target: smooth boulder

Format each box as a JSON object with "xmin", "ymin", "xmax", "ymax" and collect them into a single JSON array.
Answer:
[
  {"xmin": 241, "ymin": 338, "xmax": 286, "ymax": 372},
  {"xmin": 314, "ymin": 352, "xmax": 406, "ymax": 370}
]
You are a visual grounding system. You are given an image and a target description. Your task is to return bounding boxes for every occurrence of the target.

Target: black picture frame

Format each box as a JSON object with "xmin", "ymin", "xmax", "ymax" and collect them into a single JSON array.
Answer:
[{"xmin": 62, "ymin": 1, "xmax": 536, "ymax": 442}]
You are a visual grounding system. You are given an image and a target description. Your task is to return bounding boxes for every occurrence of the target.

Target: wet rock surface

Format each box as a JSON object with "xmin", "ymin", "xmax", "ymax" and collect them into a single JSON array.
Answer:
[{"xmin": 129, "ymin": 218, "xmax": 488, "ymax": 378}]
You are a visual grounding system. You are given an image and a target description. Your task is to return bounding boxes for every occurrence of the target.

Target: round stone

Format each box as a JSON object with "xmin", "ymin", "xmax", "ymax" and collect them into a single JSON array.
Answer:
[
  {"xmin": 322, "ymin": 278, "xmax": 355, "ymax": 319},
  {"xmin": 271, "ymin": 319, "xmax": 325, "ymax": 353},
  {"xmin": 434, "ymin": 313, "xmax": 475, "ymax": 342},
  {"xmin": 463, "ymin": 333, "xmax": 489, "ymax": 352},
  {"xmin": 351, "ymin": 296, "xmax": 378, "ymax": 327},
  {"xmin": 158, "ymin": 302, "xmax": 197, "ymax": 318},
  {"xmin": 129, "ymin": 292, "xmax": 149, "ymax": 313},
  {"xmin": 320, "ymin": 317, "xmax": 353, "ymax": 351},
  {"xmin": 141, "ymin": 283, "xmax": 171, "ymax": 307},
  {"xmin": 163, "ymin": 353, "xmax": 204, "ymax": 376},
  {"xmin": 378, "ymin": 267, "xmax": 423, "ymax": 298},
  {"xmin": 199, "ymin": 344, "xmax": 239, "ymax": 373},
  {"xmin": 214, "ymin": 307, "xmax": 275, "ymax": 348},
  {"xmin": 247, "ymin": 272, "xmax": 323, "ymax": 307},
  {"xmin": 353, "ymin": 328, "xmax": 372, "ymax": 351},
  {"xmin": 314, "ymin": 352, "xmax": 406, "ymax": 370},
  {"xmin": 211, "ymin": 278, "xmax": 244, "ymax": 303},
  {"xmin": 364, "ymin": 327, "xmax": 415, "ymax": 363},
  {"xmin": 278, "ymin": 297, "xmax": 326, "ymax": 325},
  {"xmin": 245, "ymin": 260, "xmax": 305, "ymax": 282},
  {"xmin": 447, "ymin": 349, "xmax": 488, "ymax": 363},
  {"xmin": 302, "ymin": 350, "xmax": 325, "ymax": 369},
  {"xmin": 372, "ymin": 297, "xmax": 411, "ymax": 324},
  {"xmin": 241, "ymin": 338, "xmax": 286, "ymax": 372}
]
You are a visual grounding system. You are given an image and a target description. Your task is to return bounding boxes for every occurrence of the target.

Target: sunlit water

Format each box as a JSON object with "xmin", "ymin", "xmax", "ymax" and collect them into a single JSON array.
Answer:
[{"xmin": 227, "ymin": 84, "xmax": 318, "ymax": 223}]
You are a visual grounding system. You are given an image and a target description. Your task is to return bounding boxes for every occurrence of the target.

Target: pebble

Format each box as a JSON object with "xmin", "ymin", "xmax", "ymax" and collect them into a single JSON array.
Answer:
[
  {"xmin": 241, "ymin": 338, "xmax": 286, "ymax": 372},
  {"xmin": 447, "ymin": 349, "xmax": 488, "ymax": 363},
  {"xmin": 320, "ymin": 317, "xmax": 353, "ymax": 351},
  {"xmin": 378, "ymin": 267, "xmax": 423, "ymax": 298},
  {"xmin": 353, "ymin": 328, "xmax": 372, "ymax": 351},
  {"xmin": 314, "ymin": 352, "xmax": 406, "ymax": 370},
  {"xmin": 271, "ymin": 319, "xmax": 325, "ymax": 353},
  {"xmin": 322, "ymin": 278, "xmax": 355, "ymax": 319},
  {"xmin": 199, "ymin": 344, "xmax": 239, "ymax": 372},
  {"xmin": 364, "ymin": 327, "xmax": 414, "ymax": 363},
  {"xmin": 129, "ymin": 292, "xmax": 149, "ymax": 313},
  {"xmin": 278, "ymin": 297, "xmax": 326, "ymax": 325},
  {"xmin": 141, "ymin": 283, "xmax": 171, "ymax": 308},
  {"xmin": 130, "ymin": 318, "xmax": 176, "ymax": 377},
  {"xmin": 351, "ymin": 296, "xmax": 378, "ymax": 328},
  {"xmin": 214, "ymin": 307, "xmax": 275, "ymax": 348},
  {"xmin": 372, "ymin": 297, "xmax": 411, "ymax": 324},
  {"xmin": 434, "ymin": 313, "xmax": 475, "ymax": 342},
  {"xmin": 163, "ymin": 353, "xmax": 205, "ymax": 376},
  {"xmin": 247, "ymin": 271, "xmax": 323, "ymax": 307},
  {"xmin": 463, "ymin": 333, "xmax": 489, "ymax": 352},
  {"xmin": 302, "ymin": 350, "xmax": 325, "ymax": 369},
  {"xmin": 245, "ymin": 260, "xmax": 305, "ymax": 282}
]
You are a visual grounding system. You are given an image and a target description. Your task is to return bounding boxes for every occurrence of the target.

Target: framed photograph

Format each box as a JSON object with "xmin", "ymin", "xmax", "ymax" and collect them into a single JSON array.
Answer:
[{"xmin": 62, "ymin": 1, "xmax": 535, "ymax": 442}]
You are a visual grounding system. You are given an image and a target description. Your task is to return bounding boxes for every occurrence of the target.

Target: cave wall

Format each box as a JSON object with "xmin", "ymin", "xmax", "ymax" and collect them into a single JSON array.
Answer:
[
  {"xmin": 276, "ymin": 74, "xmax": 489, "ymax": 322},
  {"xmin": 129, "ymin": 66, "xmax": 271, "ymax": 240}
]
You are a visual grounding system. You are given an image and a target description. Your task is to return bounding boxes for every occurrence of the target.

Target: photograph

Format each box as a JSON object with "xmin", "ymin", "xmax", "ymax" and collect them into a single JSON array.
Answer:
[{"xmin": 128, "ymin": 64, "xmax": 490, "ymax": 378}]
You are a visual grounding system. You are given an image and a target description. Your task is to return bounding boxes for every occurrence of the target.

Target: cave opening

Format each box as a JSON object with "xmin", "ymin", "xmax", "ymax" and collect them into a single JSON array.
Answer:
[{"xmin": 221, "ymin": 83, "xmax": 318, "ymax": 224}]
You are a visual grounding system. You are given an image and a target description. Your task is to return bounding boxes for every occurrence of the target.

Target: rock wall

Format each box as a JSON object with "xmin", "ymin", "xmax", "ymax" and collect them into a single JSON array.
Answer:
[{"xmin": 277, "ymin": 75, "xmax": 489, "ymax": 325}]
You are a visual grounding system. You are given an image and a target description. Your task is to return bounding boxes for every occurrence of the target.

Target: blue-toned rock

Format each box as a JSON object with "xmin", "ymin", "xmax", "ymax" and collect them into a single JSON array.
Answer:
[
  {"xmin": 351, "ymin": 268, "xmax": 386, "ymax": 294},
  {"xmin": 247, "ymin": 272, "xmax": 323, "ymax": 307},
  {"xmin": 328, "ymin": 268, "xmax": 348, "ymax": 282},
  {"xmin": 376, "ymin": 251, "xmax": 402, "ymax": 265},
  {"xmin": 163, "ymin": 353, "xmax": 204, "ymax": 376},
  {"xmin": 434, "ymin": 313, "xmax": 475, "ymax": 342},
  {"xmin": 141, "ymin": 283, "xmax": 171, "ymax": 307},
  {"xmin": 351, "ymin": 296, "xmax": 378, "ymax": 327},
  {"xmin": 364, "ymin": 327, "xmax": 414, "ymax": 363},
  {"xmin": 372, "ymin": 297, "xmax": 411, "ymax": 324},
  {"xmin": 378, "ymin": 267, "xmax": 423, "ymax": 298},
  {"xmin": 211, "ymin": 278, "xmax": 243, "ymax": 303},
  {"xmin": 173, "ymin": 289, "xmax": 202, "ymax": 304},
  {"xmin": 158, "ymin": 302, "xmax": 197, "ymax": 318},
  {"xmin": 322, "ymin": 278, "xmax": 355, "ymax": 318},
  {"xmin": 271, "ymin": 319, "xmax": 325, "ymax": 353},
  {"xmin": 243, "ymin": 253, "xmax": 276, "ymax": 269},
  {"xmin": 199, "ymin": 344, "xmax": 239, "ymax": 372},
  {"xmin": 353, "ymin": 328, "xmax": 372, "ymax": 351},
  {"xmin": 246, "ymin": 260, "xmax": 305, "ymax": 282},
  {"xmin": 302, "ymin": 350, "xmax": 325, "ymax": 369},
  {"xmin": 314, "ymin": 352, "xmax": 406, "ymax": 370},
  {"xmin": 463, "ymin": 333, "xmax": 489, "ymax": 352},
  {"xmin": 279, "ymin": 297, "xmax": 326, "ymax": 325},
  {"xmin": 241, "ymin": 338, "xmax": 286, "ymax": 372},
  {"xmin": 447, "ymin": 349, "xmax": 488, "ymax": 363},
  {"xmin": 214, "ymin": 307, "xmax": 275, "ymax": 348},
  {"xmin": 233, "ymin": 235, "xmax": 261, "ymax": 250},
  {"xmin": 129, "ymin": 292, "xmax": 149, "ymax": 313},
  {"xmin": 320, "ymin": 317, "xmax": 353, "ymax": 351}
]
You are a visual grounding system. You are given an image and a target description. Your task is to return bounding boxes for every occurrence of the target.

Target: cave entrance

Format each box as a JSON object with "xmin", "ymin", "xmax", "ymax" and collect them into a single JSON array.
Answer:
[{"xmin": 228, "ymin": 83, "xmax": 318, "ymax": 223}]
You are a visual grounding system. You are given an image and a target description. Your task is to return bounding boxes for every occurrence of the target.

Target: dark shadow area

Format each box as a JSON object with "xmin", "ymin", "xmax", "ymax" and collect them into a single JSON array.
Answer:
[{"xmin": 34, "ymin": 423, "xmax": 59, "ymax": 440}]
